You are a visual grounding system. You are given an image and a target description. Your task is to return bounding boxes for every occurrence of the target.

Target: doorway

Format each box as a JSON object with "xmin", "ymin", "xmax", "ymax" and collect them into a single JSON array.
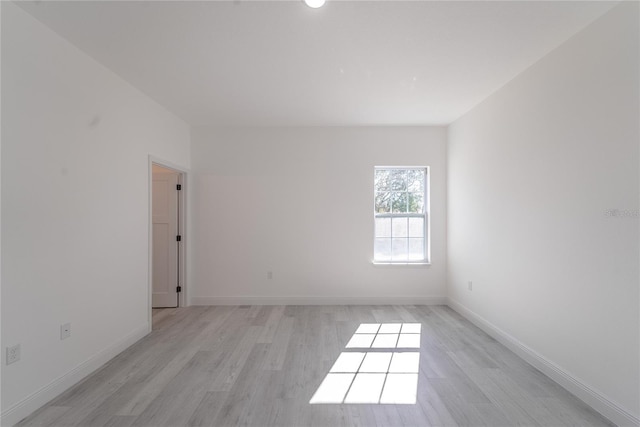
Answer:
[{"xmin": 151, "ymin": 163, "xmax": 183, "ymax": 309}]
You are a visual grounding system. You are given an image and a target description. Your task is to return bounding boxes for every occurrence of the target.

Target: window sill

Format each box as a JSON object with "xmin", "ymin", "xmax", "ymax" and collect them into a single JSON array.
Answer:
[{"xmin": 371, "ymin": 261, "xmax": 431, "ymax": 267}]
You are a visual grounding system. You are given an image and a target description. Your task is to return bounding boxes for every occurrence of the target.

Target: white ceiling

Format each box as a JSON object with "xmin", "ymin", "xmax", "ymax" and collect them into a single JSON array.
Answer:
[{"xmin": 17, "ymin": 1, "xmax": 617, "ymax": 126}]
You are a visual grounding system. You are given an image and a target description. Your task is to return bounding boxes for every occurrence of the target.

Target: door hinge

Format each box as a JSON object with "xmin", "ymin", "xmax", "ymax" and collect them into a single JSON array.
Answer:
[
  {"xmin": 176, "ymin": 184, "xmax": 182, "ymax": 190},
  {"xmin": 176, "ymin": 286, "xmax": 182, "ymax": 293},
  {"xmin": 176, "ymin": 235, "xmax": 182, "ymax": 242}
]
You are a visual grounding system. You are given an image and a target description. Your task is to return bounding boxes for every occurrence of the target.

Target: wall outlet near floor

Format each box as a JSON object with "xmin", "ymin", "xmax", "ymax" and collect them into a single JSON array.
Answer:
[
  {"xmin": 60, "ymin": 323, "xmax": 71, "ymax": 340},
  {"xmin": 468, "ymin": 281, "xmax": 473, "ymax": 291},
  {"xmin": 6, "ymin": 344, "xmax": 21, "ymax": 365}
]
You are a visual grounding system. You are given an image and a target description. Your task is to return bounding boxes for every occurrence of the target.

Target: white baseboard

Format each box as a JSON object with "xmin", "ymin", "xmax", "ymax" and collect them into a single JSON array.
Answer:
[
  {"xmin": 190, "ymin": 295, "xmax": 447, "ymax": 306},
  {"xmin": 446, "ymin": 298, "xmax": 639, "ymax": 427},
  {"xmin": 1, "ymin": 324, "xmax": 150, "ymax": 427}
]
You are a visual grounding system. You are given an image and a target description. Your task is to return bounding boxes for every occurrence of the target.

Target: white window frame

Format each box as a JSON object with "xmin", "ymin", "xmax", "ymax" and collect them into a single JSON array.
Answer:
[{"xmin": 373, "ymin": 166, "xmax": 430, "ymax": 265}]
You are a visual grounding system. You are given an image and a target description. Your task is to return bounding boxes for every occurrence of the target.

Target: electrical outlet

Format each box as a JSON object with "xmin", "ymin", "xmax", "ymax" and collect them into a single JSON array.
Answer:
[
  {"xmin": 6, "ymin": 344, "xmax": 20, "ymax": 365},
  {"xmin": 267, "ymin": 271, "xmax": 273, "ymax": 280},
  {"xmin": 60, "ymin": 323, "xmax": 71, "ymax": 340},
  {"xmin": 468, "ymin": 281, "xmax": 473, "ymax": 291}
]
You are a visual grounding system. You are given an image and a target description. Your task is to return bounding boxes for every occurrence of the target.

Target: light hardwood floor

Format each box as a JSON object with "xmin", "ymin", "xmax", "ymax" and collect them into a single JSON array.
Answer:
[{"xmin": 17, "ymin": 305, "xmax": 613, "ymax": 427}]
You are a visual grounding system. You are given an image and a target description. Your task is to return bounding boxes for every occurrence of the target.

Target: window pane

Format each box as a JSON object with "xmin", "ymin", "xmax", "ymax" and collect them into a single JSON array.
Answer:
[
  {"xmin": 407, "ymin": 169, "xmax": 424, "ymax": 192},
  {"xmin": 375, "ymin": 169, "xmax": 390, "ymax": 191},
  {"xmin": 374, "ymin": 238, "xmax": 391, "ymax": 261},
  {"xmin": 391, "ymin": 238, "xmax": 408, "ymax": 261},
  {"xmin": 408, "ymin": 218, "xmax": 423, "ymax": 237},
  {"xmin": 408, "ymin": 238, "xmax": 424, "ymax": 261},
  {"xmin": 391, "ymin": 192, "xmax": 407, "ymax": 213},
  {"xmin": 408, "ymin": 192, "xmax": 424, "ymax": 213},
  {"xmin": 375, "ymin": 218, "xmax": 391, "ymax": 238},
  {"xmin": 375, "ymin": 192, "xmax": 390, "ymax": 213},
  {"xmin": 392, "ymin": 217, "xmax": 408, "ymax": 237},
  {"xmin": 390, "ymin": 170, "xmax": 407, "ymax": 191}
]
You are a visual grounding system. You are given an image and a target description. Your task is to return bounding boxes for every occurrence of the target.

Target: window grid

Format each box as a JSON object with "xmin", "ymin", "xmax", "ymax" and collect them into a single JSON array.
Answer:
[{"xmin": 374, "ymin": 167, "xmax": 428, "ymax": 263}]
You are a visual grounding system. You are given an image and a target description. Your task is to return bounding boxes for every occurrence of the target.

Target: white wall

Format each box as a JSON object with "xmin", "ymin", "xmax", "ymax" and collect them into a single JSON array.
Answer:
[
  {"xmin": 0, "ymin": 1, "xmax": 3, "ymax": 415},
  {"xmin": 448, "ymin": 2, "xmax": 639, "ymax": 424},
  {"xmin": 1, "ymin": 3, "xmax": 190, "ymax": 424},
  {"xmin": 191, "ymin": 126, "xmax": 446, "ymax": 304}
]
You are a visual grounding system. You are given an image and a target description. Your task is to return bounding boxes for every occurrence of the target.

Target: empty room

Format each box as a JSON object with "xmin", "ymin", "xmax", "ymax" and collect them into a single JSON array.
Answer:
[{"xmin": 1, "ymin": 0, "xmax": 638, "ymax": 426}]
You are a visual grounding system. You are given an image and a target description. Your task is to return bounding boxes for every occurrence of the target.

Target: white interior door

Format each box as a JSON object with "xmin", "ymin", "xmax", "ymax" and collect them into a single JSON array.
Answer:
[{"xmin": 152, "ymin": 165, "xmax": 180, "ymax": 308}]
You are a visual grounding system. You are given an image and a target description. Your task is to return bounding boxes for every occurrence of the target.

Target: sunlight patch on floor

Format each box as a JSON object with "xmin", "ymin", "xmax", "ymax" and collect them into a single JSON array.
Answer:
[
  {"xmin": 310, "ymin": 323, "xmax": 421, "ymax": 405},
  {"xmin": 346, "ymin": 323, "xmax": 421, "ymax": 349}
]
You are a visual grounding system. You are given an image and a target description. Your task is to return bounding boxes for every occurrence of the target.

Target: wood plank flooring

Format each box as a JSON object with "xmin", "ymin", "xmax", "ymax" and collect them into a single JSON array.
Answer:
[{"xmin": 17, "ymin": 306, "xmax": 613, "ymax": 427}]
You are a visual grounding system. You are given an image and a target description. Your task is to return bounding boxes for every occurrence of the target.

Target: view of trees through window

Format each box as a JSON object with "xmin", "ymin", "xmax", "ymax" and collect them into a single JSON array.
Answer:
[
  {"xmin": 375, "ymin": 169, "xmax": 424, "ymax": 214},
  {"xmin": 374, "ymin": 168, "xmax": 427, "ymax": 263}
]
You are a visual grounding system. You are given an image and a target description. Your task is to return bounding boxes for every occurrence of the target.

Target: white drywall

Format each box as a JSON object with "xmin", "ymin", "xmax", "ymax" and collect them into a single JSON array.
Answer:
[
  {"xmin": 0, "ymin": 1, "xmax": 3, "ymax": 415},
  {"xmin": 1, "ymin": 3, "xmax": 190, "ymax": 424},
  {"xmin": 191, "ymin": 126, "xmax": 446, "ymax": 304},
  {"xmin": 448, "ymin": 2, "xmax": 639, "ymax": 422}
]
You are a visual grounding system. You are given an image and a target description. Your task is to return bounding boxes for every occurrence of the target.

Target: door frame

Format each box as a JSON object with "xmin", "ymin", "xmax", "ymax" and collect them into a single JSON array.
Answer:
[{"xmin": 148, "ymin": 156, "xmax": 189, "ymax": 329}]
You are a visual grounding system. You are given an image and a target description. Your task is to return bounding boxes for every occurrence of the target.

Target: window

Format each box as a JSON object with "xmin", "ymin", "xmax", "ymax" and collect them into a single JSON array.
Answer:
[{"xmin": 374, "ymin": 167, "xmax": 428, "ymax": 263}]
